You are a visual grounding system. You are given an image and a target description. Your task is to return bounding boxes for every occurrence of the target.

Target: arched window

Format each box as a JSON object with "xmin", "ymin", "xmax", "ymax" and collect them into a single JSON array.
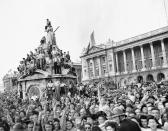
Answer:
[
  {"xmin": 137, "ymin": 75, "xmax": 143, "ymax": 83},
  {"xmin": 146, "ymin": 74, "xmax": 154, "ymax": 82},
  {"xmin": 157, "ymin": 73, "xmax": 165, "ymax": 82}
]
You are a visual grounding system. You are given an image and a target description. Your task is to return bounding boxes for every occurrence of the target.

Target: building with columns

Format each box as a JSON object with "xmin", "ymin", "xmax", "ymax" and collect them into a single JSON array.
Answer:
[
  {"xmin": 80, "ymin": 26, "xmax": 168, "ymax": 87},
  {"xmin": 3, "ymin": 71, "xmax": 18, "ymax": 91}
]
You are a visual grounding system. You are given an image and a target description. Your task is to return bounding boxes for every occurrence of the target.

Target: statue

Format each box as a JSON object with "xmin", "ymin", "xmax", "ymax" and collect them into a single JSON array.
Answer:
[
  {"xmin": 45, "ymin": 19, "xmax": 51, "ymax": 31},
  {"xmin": 45, "ymin": 19, "xmax": 57, "ymax": 46},
  {"xmin": 40, "ymin": 36, "xmax": 48, "ymax": 54}
]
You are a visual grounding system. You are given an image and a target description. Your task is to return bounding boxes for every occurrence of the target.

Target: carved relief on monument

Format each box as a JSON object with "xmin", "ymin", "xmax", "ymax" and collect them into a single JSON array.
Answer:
[
  {"xmin": 27, "ymin": 85, "xmax": 40, "ymax": 98},
  {"xmin": 23, "ymin": 74, "xmax": 45, "ymax": 80}
]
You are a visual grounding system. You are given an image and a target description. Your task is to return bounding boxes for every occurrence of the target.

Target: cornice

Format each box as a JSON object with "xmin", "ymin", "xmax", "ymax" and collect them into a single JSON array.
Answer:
[
  {"xmin": 114, "ymin": 33, "xmax": 168, "ymax": 52},
  {"xmin": 84, "ymin": 51, "xmax": 106, "ymax": 60},
  {"xmin": 116, "ymin": 26, "xmax": 168, "ymax": 47},
  {"xmin": 80, "ymin": 47, "xmax": 105, "ymax": 58}
]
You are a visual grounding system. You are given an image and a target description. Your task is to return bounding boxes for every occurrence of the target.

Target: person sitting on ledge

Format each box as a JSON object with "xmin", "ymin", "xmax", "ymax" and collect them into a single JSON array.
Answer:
[{"xmin": 65, "ymin": 51, "xmax": 70, "ymax": 62}]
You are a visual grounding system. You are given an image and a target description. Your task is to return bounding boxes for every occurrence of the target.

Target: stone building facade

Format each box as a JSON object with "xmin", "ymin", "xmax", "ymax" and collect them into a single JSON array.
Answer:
[
  {"xmin": 3, "ymin": 71, "xmax": 18, "ymax": 91},
  {"xmin": 81, "ymin": 26, "xmax": 168, "ymax": 87}
]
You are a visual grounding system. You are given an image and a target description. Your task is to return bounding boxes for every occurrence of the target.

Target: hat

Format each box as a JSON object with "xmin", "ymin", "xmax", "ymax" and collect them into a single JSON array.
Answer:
[
  {"xmin": 13, "ymin": 123, "xmax": 25, "ymax": 131},
  {"xmin": 83, "ymin": 114, "xmax": 97, "ymax": 120},
  {"xmin": 147, "ymin": 96, "xmax": 157, "ymax": 101},
  {"xmin": 117, "ymin": 99, "xmax": 125, "ymax": 104},
  {"xmin": 10, "ymin": 105, "xmax": 16, "ymax": 110},
  {"xmin": 95, "ymin": 111, "xmax": 107, "ymax": 119},
  {"xmin": 119, "ymin": 119, "xmax": 141, "ymax": 131},
  {"xmin": 111, "ymin": 107, "xmax": 126, "ymax": 118}
]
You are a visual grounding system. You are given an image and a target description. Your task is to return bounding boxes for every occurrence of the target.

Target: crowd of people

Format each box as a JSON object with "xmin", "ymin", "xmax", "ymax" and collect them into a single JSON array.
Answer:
[
  {"xmin": 17, "ymin": 19, "xmax": 74, "ymax": 77},
  {"xmin": 3, "ymin": 19, "xmax": 168, "ymax": 131},
  {"xmin": 0, "ymin": 79, "xmax": 168, "ymax": 131}
]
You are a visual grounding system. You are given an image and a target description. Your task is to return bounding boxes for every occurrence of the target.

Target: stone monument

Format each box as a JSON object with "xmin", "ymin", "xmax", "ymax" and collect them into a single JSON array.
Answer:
[{"xmin": 17, "ymin": 19, "xmax": 77, "ymax": 100}]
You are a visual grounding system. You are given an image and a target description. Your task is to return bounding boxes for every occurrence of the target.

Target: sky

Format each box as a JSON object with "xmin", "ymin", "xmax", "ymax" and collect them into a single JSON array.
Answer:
[{"xmin": 0, "ymin": 0, "xmax": 167, "ymax": 84}]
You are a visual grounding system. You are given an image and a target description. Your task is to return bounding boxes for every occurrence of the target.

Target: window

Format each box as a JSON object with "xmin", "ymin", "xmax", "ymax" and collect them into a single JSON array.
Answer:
[
  {"xmin": 101, "ymin": 56, "xmax": 107, "ymax": 75},
  {"xmin": 83, "ymin": 60, "xmax": 87, "ymax": 68},
  {"xmin": 108, "ymin": 55, "xmax": 112, "ymax": 62},
  {"xmin": 84, "ymin": 69, "xmax": 87, "ymax": 76},
  {"xmin": 102, "ymin": 65, "xmax": 106, "ymax": 75},
  {"xmin": 88, "ymin": 62, "xmax": 93, "ymax": 78},
  {"xmin": 109, "ymin": 64, "xmax": 112, "ymax": 71},
  {"xmin": 145, "ymin": 59, "xmax": 152, "ymax": 69},
  {"xmin": 103, "ymin": 66, "xmax": 106, "ymax": 74},
  {"xmin": 102, "ymin": 57, "xmax": 106, "ymax": 63}
]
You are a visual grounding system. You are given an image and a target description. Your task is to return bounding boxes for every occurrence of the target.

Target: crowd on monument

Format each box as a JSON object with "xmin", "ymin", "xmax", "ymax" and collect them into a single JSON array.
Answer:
[
  {"xmin": 0, "ymin": 79, "xmax": 168, "ymax": 131},
  {"xmin": 17, "ymin": 19, "xmax": 73, "ymax": 77}
]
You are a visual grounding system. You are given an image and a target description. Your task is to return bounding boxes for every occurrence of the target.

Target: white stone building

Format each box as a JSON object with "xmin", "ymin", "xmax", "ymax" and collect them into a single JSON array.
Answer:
[{"xmin": 81, "ymin": 26, "xmax": 168, "ymax": 87}]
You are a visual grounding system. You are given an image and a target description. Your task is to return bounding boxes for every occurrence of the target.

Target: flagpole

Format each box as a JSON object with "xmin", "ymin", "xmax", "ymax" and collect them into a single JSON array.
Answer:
[{"xmin": 163, "ymin": 0, "xmax": 168, "ymax": 25}]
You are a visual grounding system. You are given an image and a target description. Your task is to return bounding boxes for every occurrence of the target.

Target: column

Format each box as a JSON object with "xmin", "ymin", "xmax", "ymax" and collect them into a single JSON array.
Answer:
[
  {"xmin": 131, "ymin": 48, "xmax": 136, "ymax": 72},
  {"xmin": 150, "ymin": 42, "xmax": 156, "ymax": 69},
  {"xmin": 123, "ymin": 50, "xmax": 127, "ymax": 73},
  {"xmin": 161, "ymin": 39, "xmax": 167, "ymax": 67},
  {"xmin": 23, "ymin": 82, "xmax": 26, "ymax": 100},
  {"xmin": 98, "ymin": 57, "xmax": 102, "ymax": 77},
  {"xmin": 82, "ymin": 58, "xmax": 89, "ymax": 81},
  {"xmin": 91, "ymin": 58, "xmax": 95, "ymax": 77},
  {"xmin": 86, "ymin": 60, "xmax": 89, "ymax": 79},
  {"xmin": 111, "ymin": 52, "xmax": 115, "ymax": 75},
  {"xmin": 140, "ymin": 45, "xmax": 145, "ymax": 71},
  {"xmin": 105, "ymin": 55, "xmax": 108, "ymax": 74},
  {"xmin": 115, "ymin": 53, "xmax": 119, "ymax": 75}
]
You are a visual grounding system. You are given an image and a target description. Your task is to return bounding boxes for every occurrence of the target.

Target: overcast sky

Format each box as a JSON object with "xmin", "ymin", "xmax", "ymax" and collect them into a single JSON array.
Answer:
[{"xmin": 0, "ymin": 0, "xmax": 167, "ymax": 84}]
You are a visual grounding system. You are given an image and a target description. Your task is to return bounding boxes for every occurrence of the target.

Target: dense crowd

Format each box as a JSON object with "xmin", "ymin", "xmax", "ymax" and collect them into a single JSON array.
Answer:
[
  {"xmin": 1, "ymin": 79, "xmax": 168, "ymax": 131},
  {"xmin": 3, "ymin": 19, "xmax": 168, "ymax": 131}
]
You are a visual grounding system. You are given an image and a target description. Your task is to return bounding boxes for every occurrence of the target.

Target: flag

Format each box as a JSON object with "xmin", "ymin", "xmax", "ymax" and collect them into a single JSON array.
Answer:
[{"xmin": 90, "ymin": 31, "xmax": 95, "ymax": 47}]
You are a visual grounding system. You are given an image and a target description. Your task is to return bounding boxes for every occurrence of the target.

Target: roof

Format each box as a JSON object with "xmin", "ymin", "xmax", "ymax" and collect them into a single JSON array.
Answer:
[
  {"xmin": 96, "ymin": 44, "xmax": 106, "ymax": 49},
  {"xmin": 72, "ymin": 62, "xmax": 81, "ymax": 66},
  {"xmin": 116, "ymin": 26, "xmax": 168, "ymax": 46}
]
